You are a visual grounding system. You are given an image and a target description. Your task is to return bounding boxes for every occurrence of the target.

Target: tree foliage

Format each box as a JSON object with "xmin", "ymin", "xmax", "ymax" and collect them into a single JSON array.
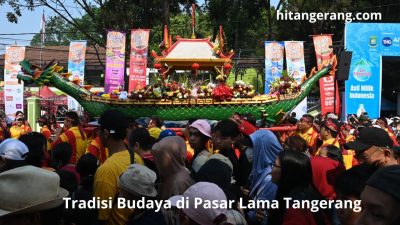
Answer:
[
  {"xmin": 205, "ymin": 0, "xmax": 268, "ymax": 56},
  {"xmin": 3, "ymin": 0, "xmax": 399, "ymax": 59},
  {"xmin": 2, "ymin": 0, "xmax": 196, "ymax": 47},
  {"xmin": 30, "ymin": 15, "xmax": 91, "ymax": 46},
  {"xmin": 204, "ymin": 0, "xmax": 399, "ymax": 56}
]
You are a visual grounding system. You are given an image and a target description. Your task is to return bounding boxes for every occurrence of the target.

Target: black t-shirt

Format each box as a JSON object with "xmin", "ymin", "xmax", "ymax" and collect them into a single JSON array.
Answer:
[{"xmin": 219, "ymin": 148, "xmax": 239, "ymax": 183}]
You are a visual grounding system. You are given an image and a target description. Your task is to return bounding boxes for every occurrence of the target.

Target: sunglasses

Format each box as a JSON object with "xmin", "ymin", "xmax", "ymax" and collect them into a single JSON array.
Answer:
[
  {"xmin": 17, "ymin": 118, "xmax": 24, "ymax": 121},
  {"xmin": 272, "ymin": 163, "xmax": 281, "ymax": 168}
]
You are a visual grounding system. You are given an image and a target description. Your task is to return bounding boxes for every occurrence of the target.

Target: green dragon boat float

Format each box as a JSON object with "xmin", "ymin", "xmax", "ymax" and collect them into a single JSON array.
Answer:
[
  {"xmin": 17, "ymin": 18, "xmax": 336, "ymax": 121},
  {"xmin": 17, "ymin": 57, "xmax": 335, "ymax": 122}
]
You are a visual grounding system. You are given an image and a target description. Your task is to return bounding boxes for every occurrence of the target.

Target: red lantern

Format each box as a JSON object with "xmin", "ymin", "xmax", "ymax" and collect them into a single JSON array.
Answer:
[
  {"xmin": 154, "ymin": 63, "xmax": 162, "ymax": 69},
  {"xmin": 223, "ymin": 64, "xmax": 232, "ymax": 70},
  {"xmin": 192, "ymin": 63, "xmax": 200, "ymax": 70},
  {"xmin": 223, "ymin": 64, "xmax": 232, "ymax": 75}
]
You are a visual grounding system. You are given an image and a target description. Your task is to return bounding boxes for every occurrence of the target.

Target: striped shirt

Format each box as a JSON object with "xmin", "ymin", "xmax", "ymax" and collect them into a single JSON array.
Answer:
[{"xmin": 53, "ymin": 126, "xmax": 88, "ymax": 164}]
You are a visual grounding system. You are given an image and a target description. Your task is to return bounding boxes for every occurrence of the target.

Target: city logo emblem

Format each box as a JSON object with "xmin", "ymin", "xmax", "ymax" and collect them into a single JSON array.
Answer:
[{"xmin": 369, "ymin": 36, "xmax": 378, "ymax": 48}]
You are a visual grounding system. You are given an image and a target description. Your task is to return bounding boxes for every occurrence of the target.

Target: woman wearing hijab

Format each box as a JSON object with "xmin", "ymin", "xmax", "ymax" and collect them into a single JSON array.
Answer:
[
  {"xmin": 169, "ymin": 182, "xmax": 243, "ymax": 225},
  {"xmin": 152, "ymin": 136, "xmax": 194, "ymax": 200},
  {"xmin": 152, "ymin": 136, "xmax": 194, "ymax": 225},
  {"xmin": 247, "ymin": 130, "xmax": 282, "ymax": 225},
  {"xmin": 197, "ymin": 156, "xmax": 236, "ymax": 203}
]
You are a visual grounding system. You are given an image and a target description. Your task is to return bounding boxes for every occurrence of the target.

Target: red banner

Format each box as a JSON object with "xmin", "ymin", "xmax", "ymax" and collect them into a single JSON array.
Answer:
[
  {"xmin": 129, "ymin": 29, "xmax": 150, "ymax": 93},
  {"xmin": 312, "ymin": 34, "xmax": 340, "ymax": 115}
]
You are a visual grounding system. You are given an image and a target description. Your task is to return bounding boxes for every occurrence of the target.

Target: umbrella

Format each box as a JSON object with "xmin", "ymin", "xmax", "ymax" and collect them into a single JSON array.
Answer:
[{"xmin": 38, "ymin": 86, "xmax": 57, "ymax": 99}]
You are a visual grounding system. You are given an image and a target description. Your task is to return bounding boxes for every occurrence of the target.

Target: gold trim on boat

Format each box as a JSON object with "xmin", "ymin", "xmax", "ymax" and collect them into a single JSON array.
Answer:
[{"xmin": 86, "ymin": 92, "xmax": 302, "ymax": 106}]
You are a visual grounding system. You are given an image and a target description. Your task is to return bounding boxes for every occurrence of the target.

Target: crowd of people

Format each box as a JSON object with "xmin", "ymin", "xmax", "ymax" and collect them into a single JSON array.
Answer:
[{"xmin": 0, "ymin": 109, "xmax": 400, "ymax": 225}]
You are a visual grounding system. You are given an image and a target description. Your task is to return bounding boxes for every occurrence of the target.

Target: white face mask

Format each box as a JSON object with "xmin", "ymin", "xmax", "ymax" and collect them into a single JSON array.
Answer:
[{"xmin": 245, "ymin": 147, "xmax": 253, "ymax": 163}]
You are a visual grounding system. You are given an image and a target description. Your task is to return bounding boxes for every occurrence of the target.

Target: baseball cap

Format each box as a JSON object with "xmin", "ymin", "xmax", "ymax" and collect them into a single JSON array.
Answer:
[
  {"xmin": 345, "ymin": 127, "xmax": 393, "ymax": 151},
  {"xmin": 0, "ymin": 139, "xmax": 29, "ymax": 161},
  {"xmin": 119, "ymin": 164, "xmax": 157, "ymax": 197},
  {"xmin": 98, "ymin": 110, "xmax": 127, "ymax": 134},
  {"xmin": 158, "ymin": 129, "xmax": 176, "ymax": 141},
  {"xmin": 238, "ymin": 120, "xmax": 257, "ymax": 136},
  {"xmin": 366, "ymin": 165, "xmax": 400, "ymax": 202},
  {"xmin": 169, "ymin": 182, "xmax": 228, "ymax": 225},
  {"xmin": 148, "ymin": 127, "xmax": 162, "ymax": 139},
  {"xmin": 189, "ymin": 120, "xmax": 211, "ymax": 138}
]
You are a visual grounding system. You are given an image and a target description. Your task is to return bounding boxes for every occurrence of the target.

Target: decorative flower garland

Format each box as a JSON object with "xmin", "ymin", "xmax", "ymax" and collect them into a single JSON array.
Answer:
[
  {"xmin": 92, "ymin": 74, "xmax": 300, "ymax": 101},
  {"xmin": 269, "ymin": 75, "xmax": 301, "ymax": 95}
]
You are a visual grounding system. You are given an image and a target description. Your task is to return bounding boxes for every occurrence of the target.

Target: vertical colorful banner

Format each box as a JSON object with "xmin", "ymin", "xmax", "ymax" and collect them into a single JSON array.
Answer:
[
  {"xmin": 285, "ymin": 41, "xmax": 307, "ymax": 117},
  {"xmin": 313, "ymin": 34, "xmax": 340, "ymax": 115},
  {"xmin": 105, "ymin": 31, "xmax": 126, "ymax": 93},
  {"xmin": 264, "ymin": 41, "xmax": 284, "ymax": 94},
  {"xmin": 284, "ymin": 41, "xmax": 306, "ymax": 83},
  {"xmin": 68, "ymin": 41, "xmax": 87, "ymax": 85},
  {"xmin": 345, "ymin": 55, "xmax": 380, "ymax": 118},
  {"xmin": 129, "ymin": 29, "xmax": 150, "ymax": 93},
  {"xmin": 345, "ymin": 23, "xmax": 400, "ymax": 119},
  {"xmin": 67, "ymin": 41, "xmax": 87, "ymax": 110},
  {"xmin": 4, "ymin": 46, "xmax": 25, "ymax": 119}
]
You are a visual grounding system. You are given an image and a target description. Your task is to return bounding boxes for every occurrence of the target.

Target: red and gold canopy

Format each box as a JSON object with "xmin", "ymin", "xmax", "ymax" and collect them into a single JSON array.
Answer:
[{"xmin": 151, "ymin": 25, "xmax": 234, "ymax": 78}]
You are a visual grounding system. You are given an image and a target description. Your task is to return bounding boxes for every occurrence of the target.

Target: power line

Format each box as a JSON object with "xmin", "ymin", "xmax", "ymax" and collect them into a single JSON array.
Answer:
[
  {"xmin": 0, "ymin": 24, "xmax": 194, "ymax": 36},
  {"xmin": 0, "ymin": 32, "xmax": 99, "ymax": 35},
  {"xmin": 23, "ymin": 46, "xmax": 105, "ymax": 55},
  {"xmin": 0, "ymin": 45, "xmax": 107, "ymax": 57},
  {"xmin": 0, "ymin": 37, "xmax": 33, "ymax": 42}
]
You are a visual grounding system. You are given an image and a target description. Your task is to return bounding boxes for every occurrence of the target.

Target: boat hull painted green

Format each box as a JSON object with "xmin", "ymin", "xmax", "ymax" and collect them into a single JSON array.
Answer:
[{"xmin": 18, "ymin": 60, "xmax": 331, "ymax": 121}]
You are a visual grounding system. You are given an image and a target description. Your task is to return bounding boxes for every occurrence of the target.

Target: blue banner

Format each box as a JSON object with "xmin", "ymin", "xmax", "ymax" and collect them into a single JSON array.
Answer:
[
  {"xmin": 264, "ymin": 41, "xmax": 284, "ymax": 94},
  {"xmin": 68, "ymin": 41, "xmax": 87, "ymax": 85},
  {"xmin": 284, "ymin": 41, "xmax": 306, "ymax": 84},
  {"xmin": 67, "ymin": 40, "xmax": 87, "ymax": 111},
  {"xmin": 285, "ymin": 41, "xmax": 307, "ymax": 117},
  {"xmin": 345, "ymin": 23, "xmax": 400, "ymax": 119}
]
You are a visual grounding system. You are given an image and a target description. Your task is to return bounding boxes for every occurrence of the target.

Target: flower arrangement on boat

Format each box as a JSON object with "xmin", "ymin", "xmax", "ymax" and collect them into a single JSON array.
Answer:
[
  {"xmin": 91, "ymin": 74, "xmax": 301, "ymax": 101},
  {"xmin": 269, "ymin": 74, "xmax": 301, "ymax": 95}
]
